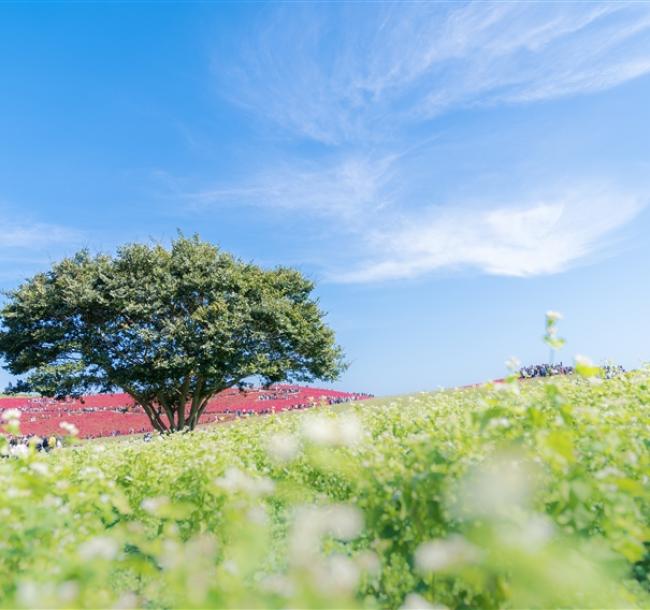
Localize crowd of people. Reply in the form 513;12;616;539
22;398;134;416
519;361;626;379
519;362;574;378
257;387;301;401
218;392;374;419
602;363;626;379
4;433;63;456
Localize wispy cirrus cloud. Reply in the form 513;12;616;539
186;154;397;222
0;209;84;282
201;1;650;283
221;1;650;144
0;220;81;249
333;190;645;282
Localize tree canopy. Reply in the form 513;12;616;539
0;235;346;432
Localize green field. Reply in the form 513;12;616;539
1;371;649;609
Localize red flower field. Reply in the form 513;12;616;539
0;386;372;439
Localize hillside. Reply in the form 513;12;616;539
0;371;648;608
0;385;371;438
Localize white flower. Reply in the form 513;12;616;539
318;554;360;595
112;592;138;609
356;550;381;577
401;593;447;610
78;536;119;560
520;515;554;549
458;453;535;518
505;356;521;371
414;535;479;573
57;581;79;604
325;504;364;540
59;421;79;436
30;462;50;476
259;574;295;597
141;496;169;514
17;581;41;607
247;506;269;525
301;414;364;447
488;417;511;428
545;310;563;321
214;467;275;497
575;354;593;366
1;408;21;421
302;415;338;445
266;433;299;462
338;415;363;446
290;503;363;561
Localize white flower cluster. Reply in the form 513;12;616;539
400;593;449;610
301;414;363;447
290;503;363;562
283;503;366;597
505;356;521;371
575;354;593;367
78;536;120;561
30;462;50;476
310;553;360;597
545;310;563;322
458;452;535;518
1;408;21;421
59;421;79;436
266;432;300;462
141;496;169;514
214;467;275;497
414;535;480;573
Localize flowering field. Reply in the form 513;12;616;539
0;385;369;438
0;370;648;609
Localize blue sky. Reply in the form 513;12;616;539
1;2;650;395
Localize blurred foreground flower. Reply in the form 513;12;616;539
1;408;21;421
505;356;521;372
400;593;448;610
214;467;275;497
301;413;363;447
59;421;79;436
544;310;565;351
415;535;480;573
78;536;120;561
266;432;300;462
290;503;363;561
575;354;601;377
455;452;537;519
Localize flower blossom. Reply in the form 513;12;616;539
1;408;21;421
59;421;79;436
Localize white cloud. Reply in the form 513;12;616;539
221;2;650;144
186;155;397;222
0;221;81;249
334;190;644;282
0;210;84;283
200;2;650;283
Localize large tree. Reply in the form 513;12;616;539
0;235;346;432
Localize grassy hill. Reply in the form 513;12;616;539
0;371;648;608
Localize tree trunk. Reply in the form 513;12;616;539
140;401;167;433
186;377;205;430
